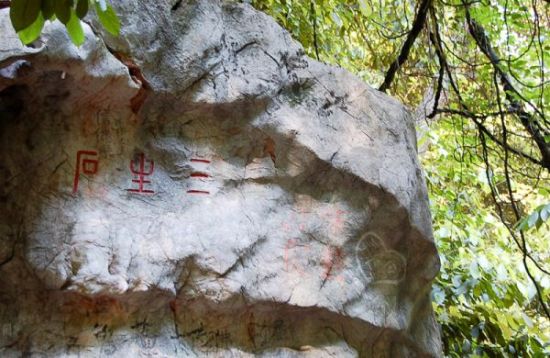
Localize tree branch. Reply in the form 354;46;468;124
378;0;432;92
309;1;320;61
427;6;446;119
436;108;543;166
428;6;548;171
431;3;550;317
479;130;550;321
463;4;550;170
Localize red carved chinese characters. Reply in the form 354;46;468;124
321;245;345;283
321;209;347;282
127;153;154;194
283;208;347;283
187;158;211;195
73;150;98;194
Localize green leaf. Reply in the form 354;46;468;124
358;0;371;17
539;204;550;221
521;312;533;328
10;0;42;32
76;0;89;19
527;211;539;228
94;2;120;36
515;216;528;231
55;0;73;24
469;261;481;279
41;0;56;20
17;12;44;45
65;10;85;46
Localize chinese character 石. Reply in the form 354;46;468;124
73;150;98;194
127;153;154;194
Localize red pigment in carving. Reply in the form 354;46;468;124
127;153;155;194
187;158;212;195
186;190;210;194
190;172;210;178
73;150;98;194
321;246;345;281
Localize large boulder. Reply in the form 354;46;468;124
0;1;441;356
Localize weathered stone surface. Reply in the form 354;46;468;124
0;1;442;356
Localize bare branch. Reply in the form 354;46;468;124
464;4;550;170
378;0;432;92
427;7;446;119
309;1;320;61
436;109;543;166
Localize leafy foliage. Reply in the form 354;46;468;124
425;118;549;356
8;0;120;46
249;0;550;356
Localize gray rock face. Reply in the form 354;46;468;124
0;1;441;356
